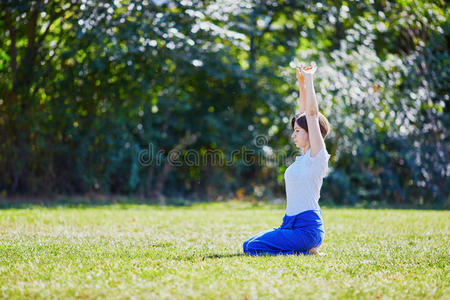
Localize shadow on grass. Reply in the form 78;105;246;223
173;252;247;261
202;253;246;259
182;252;312;260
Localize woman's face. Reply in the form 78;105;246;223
291;123;309;149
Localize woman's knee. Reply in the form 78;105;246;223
244;239;261;254
243;229;277;254
244;240;268;255
243;240;254;254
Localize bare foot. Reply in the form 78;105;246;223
308;245;322;255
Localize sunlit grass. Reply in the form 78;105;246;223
0;202;448;299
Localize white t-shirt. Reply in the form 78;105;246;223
284;147;331;216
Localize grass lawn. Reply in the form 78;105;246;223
0;202;448;299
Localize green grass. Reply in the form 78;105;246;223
0;202;448;299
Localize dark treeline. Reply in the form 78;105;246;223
0;0;448;206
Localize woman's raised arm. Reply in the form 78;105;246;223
301;64;326;157
296;66;306;114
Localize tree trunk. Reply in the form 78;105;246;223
149;132;197;201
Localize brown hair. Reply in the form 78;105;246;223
291;112;330;139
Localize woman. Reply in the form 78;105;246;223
243;63;331;255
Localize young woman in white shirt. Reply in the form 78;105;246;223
243;63;331;255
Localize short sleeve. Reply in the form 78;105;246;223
304;147;331;178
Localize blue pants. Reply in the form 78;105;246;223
243;210;324;256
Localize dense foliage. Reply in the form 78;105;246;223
0;0;448;206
